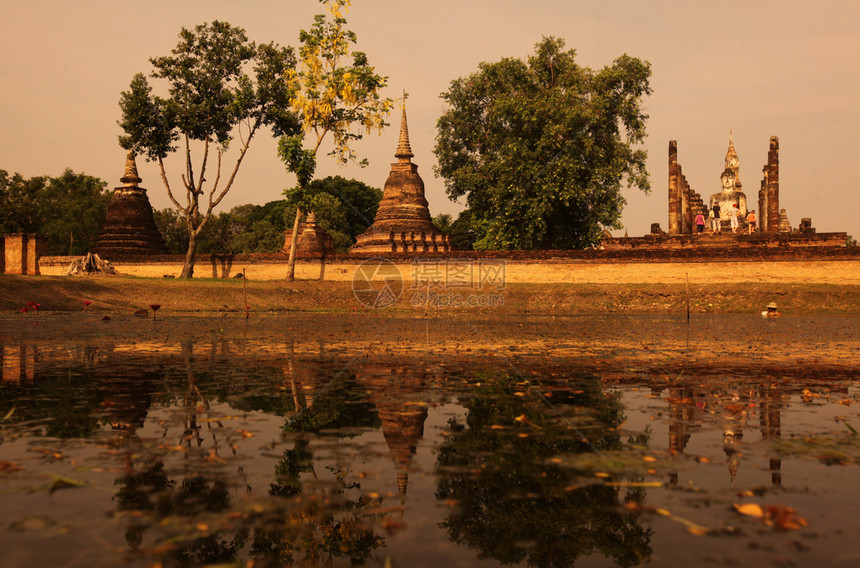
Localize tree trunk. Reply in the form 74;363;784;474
180;232;198;278
286;207;302;282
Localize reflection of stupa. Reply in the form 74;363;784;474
350;103;450;253
377;403;428;496
92;152;167;256
359;363;430;499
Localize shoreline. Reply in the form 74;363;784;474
2;272;859;315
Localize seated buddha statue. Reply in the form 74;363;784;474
709;168;747;222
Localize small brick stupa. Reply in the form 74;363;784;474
282;211;334;256
92;152;167;256
350;104;450;253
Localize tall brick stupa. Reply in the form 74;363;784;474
350;103;450;253
92;152;167;256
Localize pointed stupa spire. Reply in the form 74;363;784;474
120;150;142;189
724;130;741;189
725;130;739;166
394;94;413;161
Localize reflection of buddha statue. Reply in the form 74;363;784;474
709;168;747;220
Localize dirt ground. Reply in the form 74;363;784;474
3;257;859;315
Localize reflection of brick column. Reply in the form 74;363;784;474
2;343;36;384
759;386;783;487
668;141;680;234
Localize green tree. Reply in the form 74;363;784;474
0;170;46;234
432;212;454;234
153;208;189;254
448;208;479;251
118;21;300;278
38;169;112;255
434;37;652;250
0;169;110;255
280;0;393;280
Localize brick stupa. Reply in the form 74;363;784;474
350;104;450;253
92;152;167;256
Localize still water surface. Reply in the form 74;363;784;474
1;313;858;567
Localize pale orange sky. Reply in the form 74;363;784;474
2;0;858;238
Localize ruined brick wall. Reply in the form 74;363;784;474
668;141;704;235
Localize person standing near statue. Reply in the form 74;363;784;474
695;210;705;234
729;204;739;233
711;203;721;233
746;209;756;234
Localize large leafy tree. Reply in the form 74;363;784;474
434;37;652;250
38;169;112;255
118;21;300;278
0;168;111;255
0;170;46;235
280;0;393;281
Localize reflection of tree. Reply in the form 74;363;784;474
0;366;102;439
108;340;248;566
436;377;652;567
254;370;384;566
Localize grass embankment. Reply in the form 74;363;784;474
2;274;858;315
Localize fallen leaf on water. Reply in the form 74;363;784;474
48;475;86;494
765;505;808;531
0;461;23;473
734;503;764;518
734;503;808;530
204;450;227;463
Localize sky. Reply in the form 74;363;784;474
2;0;859;238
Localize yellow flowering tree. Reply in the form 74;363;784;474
281;0;393;280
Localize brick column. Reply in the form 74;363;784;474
765;136;780;233
4;234;27;274
668;141;680;234
26;234;46;275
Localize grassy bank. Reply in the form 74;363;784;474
2;274;858;315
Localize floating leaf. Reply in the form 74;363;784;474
734;503;764;518
48;475;86;494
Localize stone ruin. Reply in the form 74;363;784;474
91;151;167;256
63;252;116;275
350;103;451;253
2;234;47;275
282;211;334;257
667;133;785;235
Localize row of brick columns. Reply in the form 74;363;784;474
2;234;47;275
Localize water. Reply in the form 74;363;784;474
1;313;858;567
